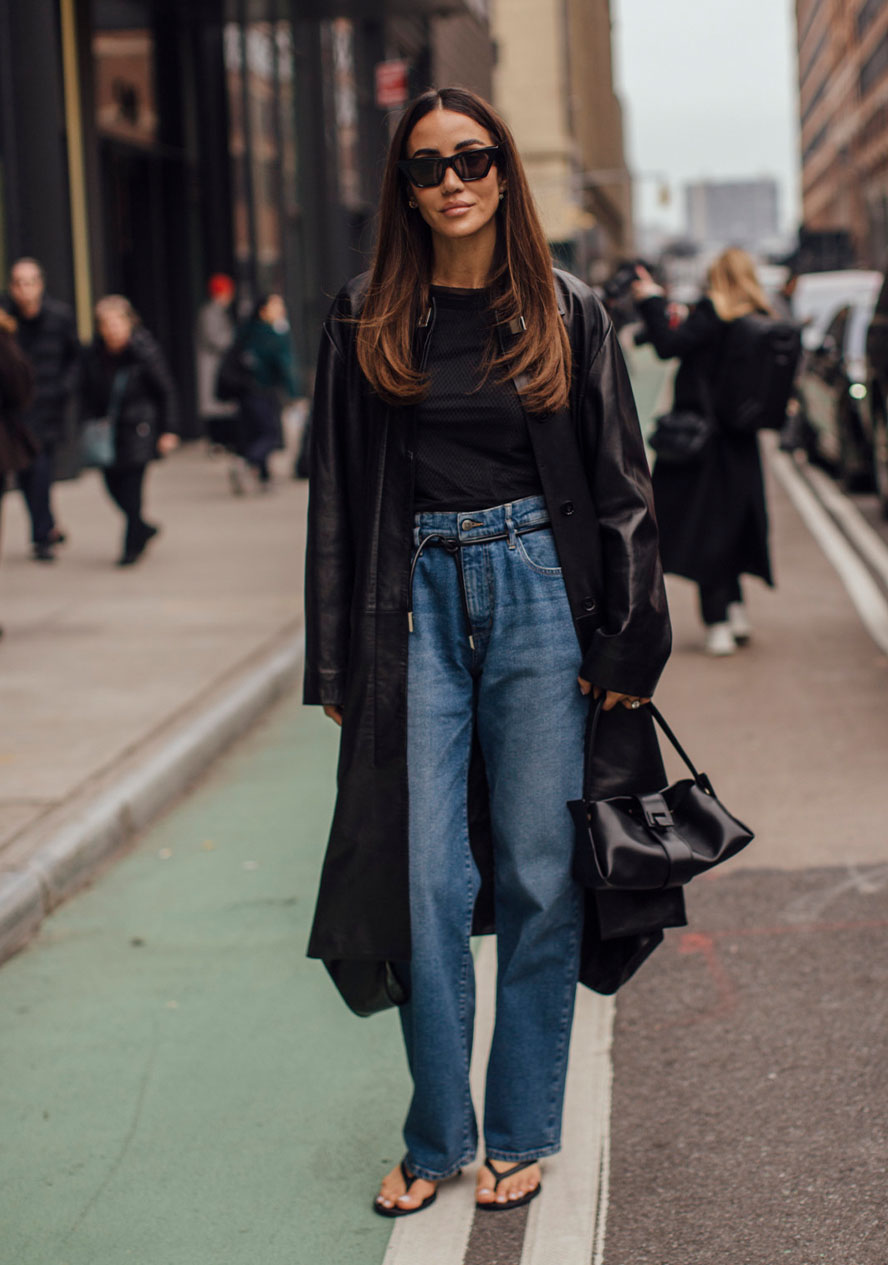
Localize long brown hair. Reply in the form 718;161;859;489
356;87;571;416
707;247;773;322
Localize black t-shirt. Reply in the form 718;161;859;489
413;286;543;511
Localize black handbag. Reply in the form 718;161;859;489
649;360;716;465
569;697;754;891
648;408;713;465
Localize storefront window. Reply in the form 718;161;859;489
224;19;252;291
93;24;158;147
245;19;282;294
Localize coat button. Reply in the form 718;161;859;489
582;596;596;612
560;500;575;516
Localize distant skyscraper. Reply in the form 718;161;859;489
685;179;781;251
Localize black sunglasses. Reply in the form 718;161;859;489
397;146;501;189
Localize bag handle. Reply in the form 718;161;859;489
587;694;705;786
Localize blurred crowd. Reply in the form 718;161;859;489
0;259;307;592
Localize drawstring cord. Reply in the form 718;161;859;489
408;522;552;648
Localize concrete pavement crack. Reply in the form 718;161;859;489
63;1023;160;1242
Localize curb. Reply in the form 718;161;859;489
0;634;304;966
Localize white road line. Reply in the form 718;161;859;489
802;460;888;592
382;938;497;1265
519;989;616;1265
383;944;617;1265
770;448;888;656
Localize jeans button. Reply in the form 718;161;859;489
560;501;575;516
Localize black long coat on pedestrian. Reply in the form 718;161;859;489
0;294;79;445
639;295;773;589
80;327;178;468
304;269;684;1017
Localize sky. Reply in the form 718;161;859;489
611;0;801;238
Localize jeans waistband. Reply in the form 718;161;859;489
413;494;550;547
409;495;551;648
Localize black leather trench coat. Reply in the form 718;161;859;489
304;268;684;1016
639;295;774;589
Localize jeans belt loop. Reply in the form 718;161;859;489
504;504;516;550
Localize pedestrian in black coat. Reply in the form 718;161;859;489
304;87;675;1218
1;257;79;561
80;296;179;566
633;248;774;656
0;309;37;637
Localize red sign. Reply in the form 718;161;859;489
375;59;409;109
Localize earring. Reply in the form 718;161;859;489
498;191;505;202
408;198;418;209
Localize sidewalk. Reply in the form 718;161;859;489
0;441;307;959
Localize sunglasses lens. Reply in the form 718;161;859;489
405;158;443;188
455;150;494;181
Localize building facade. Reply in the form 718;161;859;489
796;0;888;267
684;179;780;252
490;0;631;278
0;0;493;436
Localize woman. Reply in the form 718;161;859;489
304;88;673;1217
230;293;299;493
80;296;179;566
0;308;36;487
0;309;37;633
633;249;774;655
195;272;236;442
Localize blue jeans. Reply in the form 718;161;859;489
401;494;587;1181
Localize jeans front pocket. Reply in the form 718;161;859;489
515;527;563;576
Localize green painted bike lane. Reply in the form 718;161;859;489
0;694;405;1265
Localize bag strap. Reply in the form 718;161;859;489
587;695;704;785
107;368;130;423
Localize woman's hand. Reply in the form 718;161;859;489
157;432;179;456
578;677;650;712
630;265;664;303
323;705;343;727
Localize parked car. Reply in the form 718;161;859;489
864;271;888;517
791;270;882;350
794;272;882;489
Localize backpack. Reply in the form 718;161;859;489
715;314;802;434
215;339;253;402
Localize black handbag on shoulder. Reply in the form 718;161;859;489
649;361;716;466
569;697;754;891
648;408;713;465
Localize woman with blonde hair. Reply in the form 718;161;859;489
633;247;774;655
305;86;673;1218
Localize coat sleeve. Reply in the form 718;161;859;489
63;310;81;395
637;295;720;361
303;314;354;706
139;335;179;434
578;325;671;697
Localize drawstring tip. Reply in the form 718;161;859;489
408;612;414;633
468;634;475;650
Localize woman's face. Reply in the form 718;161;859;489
98;308;133;353
260;295;286;326
404;109;504;246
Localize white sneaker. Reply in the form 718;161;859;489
727;602;752;646
704;622;736;656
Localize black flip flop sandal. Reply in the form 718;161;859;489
475;1157;542;1212
373;1159;438;1218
